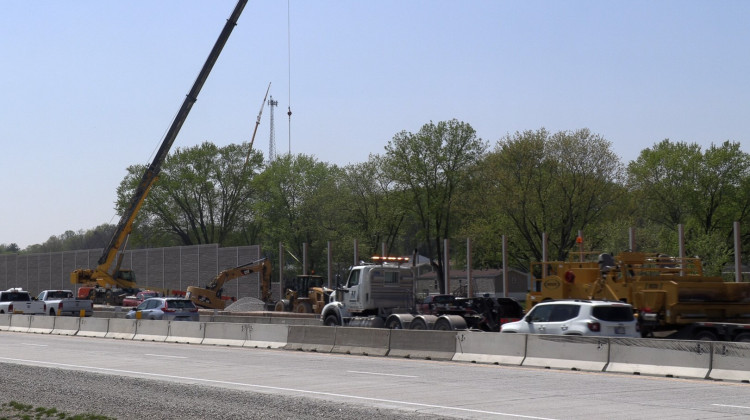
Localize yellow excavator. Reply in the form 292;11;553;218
186;258;271;310
275;274;332;314
69;0;248;305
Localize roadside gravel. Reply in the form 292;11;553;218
0;362;450;419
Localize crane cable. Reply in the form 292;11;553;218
287;0;292;154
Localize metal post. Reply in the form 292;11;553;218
444;239;450;295
629;227;636;252
353;239;358;266
503;235;509;298
678;224;685;276
303;242;308;275
466;238;473;298
382;242;386;258
578;230;584;263
542;233;548;278
735;221;742;283
279;242;284;286
327;241;333;289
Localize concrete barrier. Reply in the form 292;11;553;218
708;342;750;382
78;317;110;338
607;338;711;379
166;322;206;344
244;324;289;349
522;335;609;371
388;330;457;360
28;315;55;334
202;322;248;346
285;325;336;352
106;319;137;340
453;332;527;365
8;315;31;333
0;314;11;331
133;319;169;342
51;316;80;336
332;327;390;356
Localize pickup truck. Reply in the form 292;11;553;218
0;288;46;315
37;289;94;317
122;290;162;307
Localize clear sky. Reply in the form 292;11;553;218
1;0;748;249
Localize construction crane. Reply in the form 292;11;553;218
70;0;249;305
244;82;271;167
268;95;278;162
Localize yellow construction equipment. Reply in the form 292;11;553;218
186;258;272;310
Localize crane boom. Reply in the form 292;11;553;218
71;0;249;303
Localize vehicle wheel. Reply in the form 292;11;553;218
295;301;313;313
434;317;454;331
734;332;750;342
105;290;113;304
274;300;289;312
323;314;339;326
695;330;718;341
410;318;428;330
386;317;403;329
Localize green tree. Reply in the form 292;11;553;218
385;119;487;293
468;128;625;269
116;141;263;246
252;154;343;275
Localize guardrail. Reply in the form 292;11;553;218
2;314;749;383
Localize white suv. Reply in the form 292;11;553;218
501;300;639;338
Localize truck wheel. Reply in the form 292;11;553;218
295;301;313;313
410;318;429;330
323;314;339;326
434;318;453;331
695;330;718;341
274;300;289;312
734;333;750;342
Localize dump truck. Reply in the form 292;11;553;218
526;251;750;341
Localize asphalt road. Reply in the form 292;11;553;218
1;331;749;419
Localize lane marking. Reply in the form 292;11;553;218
347;370;417;378
0;356;556;419
21;344;48;347
144;354;188;359
713;404;750;409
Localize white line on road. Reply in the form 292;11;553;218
0;356;557;420
144;354;188;359
21;343;48;347
712;404;750;409
347;370;418;378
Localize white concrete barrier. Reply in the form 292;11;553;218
606;338;711;379
51;316;80;336
28;315;55;334
523;335;609;371
388;330;457;360
133;319;169;342
0;314;11;331
106;319;137;340
245;324;288;349
708;342;750;382
332;327;390;356
166;322;206;344
8;315;31;333
203;322;248;346
78;317;110;338
453;332;527;365
285;326;336;352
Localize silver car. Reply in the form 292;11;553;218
125;297;199;321
501;299;639;337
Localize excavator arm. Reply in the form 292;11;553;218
187;257;271;310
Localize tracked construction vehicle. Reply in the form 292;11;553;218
526;251;750;341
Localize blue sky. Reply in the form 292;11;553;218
1;0;748;249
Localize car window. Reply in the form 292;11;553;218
166;300;195;309
528;304;553;322
136;301;149;310
592;305;634;322
549;304;580;322
347;270;360;287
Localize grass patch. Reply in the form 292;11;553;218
0;401;115;420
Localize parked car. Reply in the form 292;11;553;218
501;299;639;338
122;290;162;307
125;298;199;321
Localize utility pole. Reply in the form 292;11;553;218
268;96;278;163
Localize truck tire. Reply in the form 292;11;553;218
295;301;313;313
434;315;468;331
694;330;718;341
410;317;429;330
323;314;340;326
734;332;750;342
274;300;290;312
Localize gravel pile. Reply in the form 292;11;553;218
0;363;450;419
224;297;266;312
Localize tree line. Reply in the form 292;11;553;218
8;121;750;290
